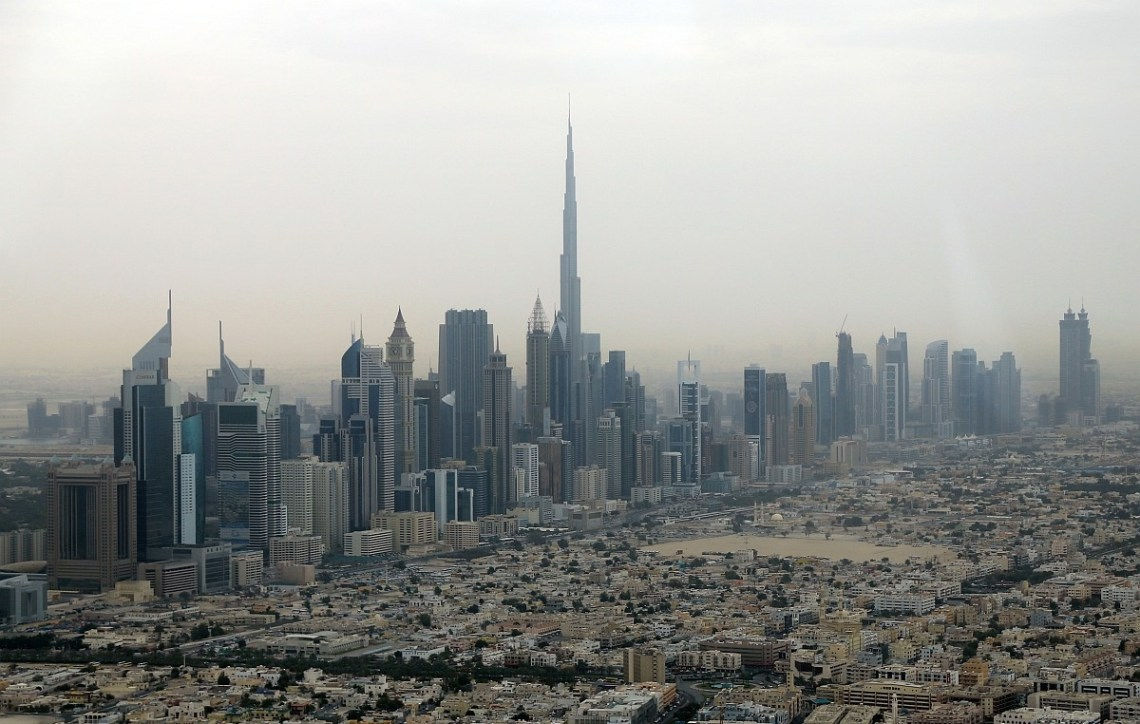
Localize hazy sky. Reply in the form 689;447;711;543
2;1;1138;393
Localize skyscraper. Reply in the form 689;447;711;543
764;373;790;466
790;390;816;466
206;322;265;404
811;362;834;446
216;384;284;549
603;351;626;408
510;442;540;503
835;332;856;437
877;331;909;439
921;340;952;438
678;359;702;483
560;109;582;385
1059;305;1100;423
340;338;396;526
548;312;573;432
951;348;979;436
386;309;417;478
114;293;181;562
743;366;765;477
482;343;512;513
438;309;493;463
413;379;441;471
525;296;551;436
595;409;622;499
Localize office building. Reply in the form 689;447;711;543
876;331;909;439
0;573;48;625
217;384;284;548
47;463;136;593
386;308;417;477
1059;305;1098;422
571;465;606;502
268;534;325;567
678;357;702;482
525;296;551;436
764;374;790;466
230;549;264;588
177;413;205;545
340;337;396;525
952;349;979;436
595;410;623;498
372;511;438;549
444;521;481;550
538;435;572;503
205;322;265;403
882;361;906;442
438;309;493;463
344;528;393;557
114;294;181;562
413;378;441;470
482;343;512;513
624;648;666;684
664;418;697;484
548;312;573;433
511;443;540;502
811;362;834;445
744;366;766;476
280;456;316;535
312;460;349;553
992;352;1022;433
790;390;816;466
835;333;856;437
172;543;232;594
922;340;952;438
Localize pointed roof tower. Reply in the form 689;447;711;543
528;294;548;334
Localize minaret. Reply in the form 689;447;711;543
559;102;582;385
386;308;416;476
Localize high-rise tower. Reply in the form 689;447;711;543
525;295;551;435
438;309;493;463
835;333;856;437
482;343;512;513
1059;305;1099;422
386;309;416;477
922;340;951;438
560;108;582;383
114;293;182;563
340;338;396;526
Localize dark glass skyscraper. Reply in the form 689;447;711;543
835;333;856;437
114;294;180;563
438;309;493;464
340;338;396;526
1059;305;1099;422
811;362;834;446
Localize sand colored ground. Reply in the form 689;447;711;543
641;533;954;563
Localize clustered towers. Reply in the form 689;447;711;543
46;110;1104;593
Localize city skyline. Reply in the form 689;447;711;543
3;3;1140;383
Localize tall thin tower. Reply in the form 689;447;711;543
560;104;582;383
386;309;416;477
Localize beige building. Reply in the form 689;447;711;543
268;534;325;566
373;511;437;549
344;528;394;557
445;521;481;550
623;648;666;684
572;465;607;502
47;463;137;593
231;550;264;588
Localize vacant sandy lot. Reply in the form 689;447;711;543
641;534;954;563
